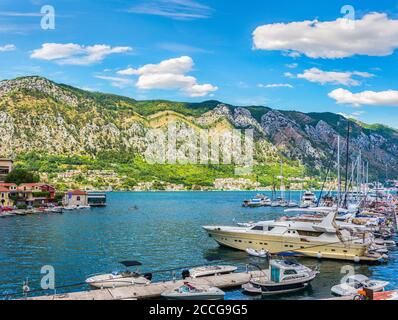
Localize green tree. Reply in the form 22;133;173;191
5;168;40;185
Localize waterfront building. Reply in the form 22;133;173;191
87;192;107;207
63;190;88;207
0;187;12;207
16;183;56;206
0;159;13;182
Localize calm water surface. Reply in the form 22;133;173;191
0;191;397;300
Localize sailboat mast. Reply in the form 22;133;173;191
280;160;285;200
337;135;341;207
343;121;351;208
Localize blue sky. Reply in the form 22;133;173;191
1;0;398;128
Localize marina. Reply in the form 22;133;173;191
0;191;397;300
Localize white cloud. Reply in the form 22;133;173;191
128;0;213;20
285;63;298;69
118;56;217;97
0;44;16;52
253;13;398;59
329;88;398;107
284;72;295;78
118;56;193;76
296;68;374;86
31;43;132;65
258;83;294;89
337;111;365;119
95;75;133;89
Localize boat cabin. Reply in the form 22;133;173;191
269;260;309;283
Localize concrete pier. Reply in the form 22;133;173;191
25;271;259;300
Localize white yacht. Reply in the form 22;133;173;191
331;274;389;296
242;260;319;295
242;195;271;207
161;283;225;300
203;211;386;262
301;191;317;207
85;261;151;288
189;265;237;278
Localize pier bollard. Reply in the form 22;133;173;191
22;278;30;299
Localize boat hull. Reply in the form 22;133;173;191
243;281;311;296
161;293;225;300
204;227;379;262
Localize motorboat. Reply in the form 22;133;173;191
161;283;225;300
85;261;151;288
287;201;299;208
246;248;269;258
301;191;317;207
0;212;15;218
242;260;319;295
203;210;386;262
76;205;91;209
63;205;77;211
331;274;389;296
189;265;237;278
271;198;288;208
375;239;396;248
242;195;271;207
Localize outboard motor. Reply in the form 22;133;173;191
144;273;153;281
182;270;190;280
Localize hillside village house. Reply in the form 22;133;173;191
0;159;13;181
0;187;12;207
0;183;17;207
16;183;56;206
63;190;88;207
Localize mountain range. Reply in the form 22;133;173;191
0;76;397;189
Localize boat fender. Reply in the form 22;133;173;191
316;252;322;259
144;273;153;281
182;270;190;280
354;256;360;263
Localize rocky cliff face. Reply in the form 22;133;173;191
1;76;397;177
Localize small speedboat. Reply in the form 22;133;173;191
161;283;225;300
63;205;77;211
85;261;151;288
242;260;319;296
331;274;389;296
76;205;91;210
242;196;271;208
288;201;298;208
189;265;237;278
246;248;269;258
0;212;15;218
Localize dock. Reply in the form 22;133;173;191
24;271;260;300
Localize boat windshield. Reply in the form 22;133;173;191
179;284;200;293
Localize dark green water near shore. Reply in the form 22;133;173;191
0;191;397;299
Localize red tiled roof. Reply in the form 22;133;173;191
19;183;44;187
68;190;87;196
0;187;10;192
0;183;17;187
